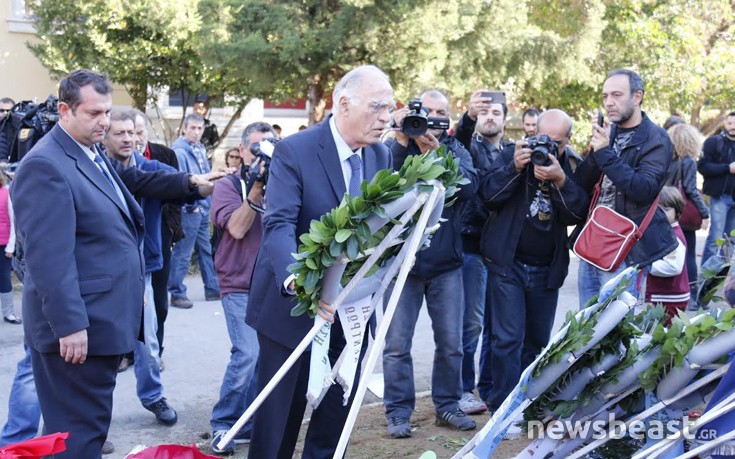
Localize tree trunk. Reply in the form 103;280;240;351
216;101;248;150
307;77;326;126
126;80;148;111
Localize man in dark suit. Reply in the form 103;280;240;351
11;69;221;458
245;64;394;459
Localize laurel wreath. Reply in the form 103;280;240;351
287;145;469;318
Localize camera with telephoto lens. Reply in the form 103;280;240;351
397;99;451;137
528;134;559;167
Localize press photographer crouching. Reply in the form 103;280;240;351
478;109;589;413
382;89;479;438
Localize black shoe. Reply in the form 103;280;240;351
211;430;235;455
144;397;178;426
435;408;476;431
170;296;193;309
3;314;21;324
101;440;115;455
205;292;221;301
117;357;131;373
387;417;412;438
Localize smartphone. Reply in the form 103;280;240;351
597;110;604;127
479;91;506;105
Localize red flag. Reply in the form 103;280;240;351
127;444;219;459
0;432;68;459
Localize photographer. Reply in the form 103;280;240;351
382;89;479;438
208;122;273;455
479;109;588;412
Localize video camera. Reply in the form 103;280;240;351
1;95;60;162
527;134;559;167
398;99;450;137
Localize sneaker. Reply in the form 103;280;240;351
459;392;488;415
387;417;412;438
211;430;235;455
435;408;476;431
170;296;193;309
101;440;115;455
144;397;178;426
205;292;221;301
3;314;21;324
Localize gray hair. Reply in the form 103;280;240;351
128;108;153;133
182;113;204;128
332;65;390;105
419;89;450;107
537;109;574;139
241;122;276;145
606;68;645;104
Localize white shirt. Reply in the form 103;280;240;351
329;116;363;191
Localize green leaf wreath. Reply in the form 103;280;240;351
287;145;469;318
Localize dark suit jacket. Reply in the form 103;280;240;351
148;142;183;242
246;117;392;349
12;124;193;356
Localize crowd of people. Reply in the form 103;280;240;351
0;63;733;459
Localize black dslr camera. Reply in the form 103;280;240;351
527;134;559;167
398;99;450;137
246;137;278;187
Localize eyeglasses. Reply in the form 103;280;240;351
0;109;9;114
367;101;396;114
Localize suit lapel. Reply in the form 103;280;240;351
51;127;136;227
316;121;347;202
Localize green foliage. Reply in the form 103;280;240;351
288;145;467;318
638;308;735;391
27;0;205;109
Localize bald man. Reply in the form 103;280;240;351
477;109;590;411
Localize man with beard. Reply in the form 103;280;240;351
454;90;514;413
522;108;539;138
574;69;676;307
698;111;735;265
383;89;478;438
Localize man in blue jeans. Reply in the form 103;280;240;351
453;89;515;413
208;122;274;454
103;110;178;426
169;114;220;309
479;110;588;411
699;111;735;265
382;89;478;438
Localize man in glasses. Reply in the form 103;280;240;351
0;98;13;120
245;64;394;459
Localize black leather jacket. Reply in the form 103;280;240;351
573;113;677;267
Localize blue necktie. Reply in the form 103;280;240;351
348;154;362;197
93;154;130;215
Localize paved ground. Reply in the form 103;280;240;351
0;233;707;457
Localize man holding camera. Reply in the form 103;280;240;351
479;109;588;412
574;69;676;307
454;90;514;413
382;89;478;438
208;122;274;455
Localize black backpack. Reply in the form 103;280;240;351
210;175;244;258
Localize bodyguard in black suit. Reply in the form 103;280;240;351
245;65;395;459
12;70;221;458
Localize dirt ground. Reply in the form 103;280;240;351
191;395;530;459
